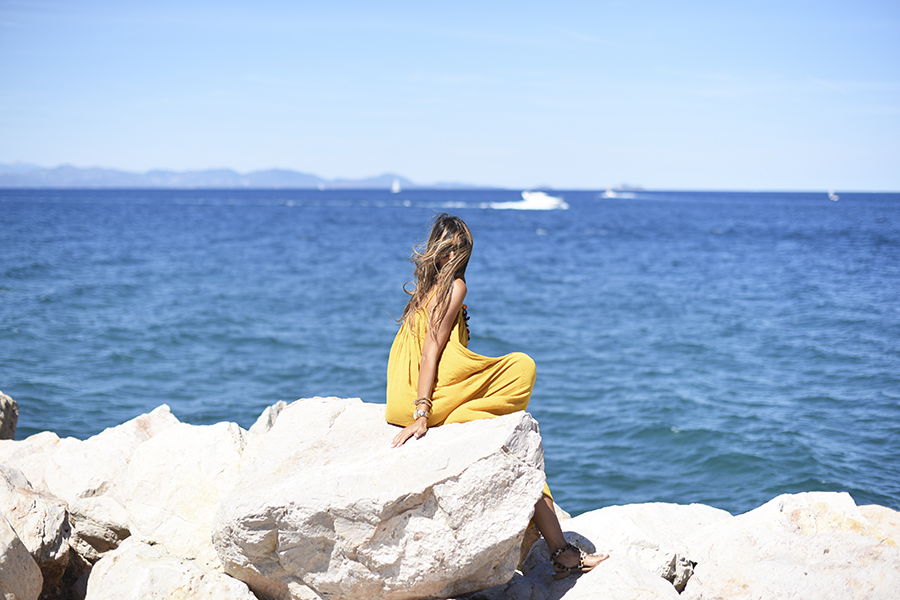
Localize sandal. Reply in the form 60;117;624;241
549;542;603;580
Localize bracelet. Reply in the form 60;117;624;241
414;397;432;420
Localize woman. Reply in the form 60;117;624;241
386;213;608;579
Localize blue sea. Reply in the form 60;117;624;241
1;188;898;516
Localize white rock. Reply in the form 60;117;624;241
683;492;900;600
690;491;867;545
0;512;43;600
564;555;681;600
43;404;181;503
521;502;730;593
123;420;247;568
0;430;61;493
0;390;17;440
214;397;547;600
476;554;680;600
0;464;70;590
859;504;900;546
0;405;181;563
549;556;680;600
240;401;293;476
84;538;258;600
248;400;289;437
67;495;130;561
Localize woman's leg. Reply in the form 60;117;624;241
441;352;535;424
532;494;568;551
442;394;527;423
532;494;609;573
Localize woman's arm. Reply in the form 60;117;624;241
417;278;467;404
391;278;467;448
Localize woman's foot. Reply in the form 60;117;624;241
550;542;609;579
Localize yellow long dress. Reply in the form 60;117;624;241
386;301;552;498
386;303;535;426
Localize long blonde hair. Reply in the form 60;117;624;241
399;213;473;329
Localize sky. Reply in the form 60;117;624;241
1;0;898;190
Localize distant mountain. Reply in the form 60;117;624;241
0;164;492;190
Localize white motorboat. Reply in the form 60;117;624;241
490;191;569;210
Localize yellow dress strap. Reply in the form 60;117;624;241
411;287;438;318
425;288;437;310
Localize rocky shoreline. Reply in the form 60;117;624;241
1;391;897;600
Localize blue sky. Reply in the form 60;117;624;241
1;0;898;190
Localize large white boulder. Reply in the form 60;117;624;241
213;397;547;600
122;420;247;568
683;492;900;600
84;538;258;600
0;512;43;600
0;464;70;590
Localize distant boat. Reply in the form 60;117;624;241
601;188;637;199
600;184;643;199
490;191;569;210
391;178;401;193
828;189;839;201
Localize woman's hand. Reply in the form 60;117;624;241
391;417;428;448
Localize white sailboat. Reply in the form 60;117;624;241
828;189;839;201
391;178;401;193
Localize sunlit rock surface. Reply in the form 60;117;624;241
84;538;258;600
0;512;43;600
0;463;70;591
123;420;247;569
214;398;547;600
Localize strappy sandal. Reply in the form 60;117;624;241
549;542;598;580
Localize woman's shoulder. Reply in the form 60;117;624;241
452;277;467;296
447;279;468;317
